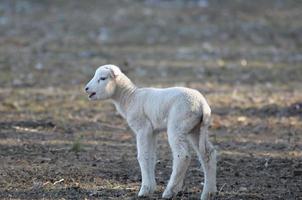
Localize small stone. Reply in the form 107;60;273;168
239;187;248;192
35;62;43;70
240;59;247;66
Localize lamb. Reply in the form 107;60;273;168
85;64;217;200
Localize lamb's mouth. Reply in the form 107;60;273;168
89;92;96;98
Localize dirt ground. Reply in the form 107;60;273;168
0;0;302;199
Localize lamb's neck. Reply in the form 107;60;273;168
111;76;137;118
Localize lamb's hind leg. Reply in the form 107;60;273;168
188;128;217;200
162;129;191;198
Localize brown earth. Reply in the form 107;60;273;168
0;0;302;199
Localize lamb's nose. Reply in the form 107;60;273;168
85;87;89;91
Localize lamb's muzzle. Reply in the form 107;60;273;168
85;64;217;200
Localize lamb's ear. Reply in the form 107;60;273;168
108;66;121;79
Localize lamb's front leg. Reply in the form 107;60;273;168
136;128;157;197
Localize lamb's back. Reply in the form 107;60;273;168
135;87;208;129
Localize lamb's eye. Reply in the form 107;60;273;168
98;77;107;82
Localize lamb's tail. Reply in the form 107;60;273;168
199;103;212;151
201;103;211;129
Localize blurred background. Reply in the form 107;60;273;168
0;0;301;199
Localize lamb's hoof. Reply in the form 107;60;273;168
201;191;217;200
162;189;174;199
138;185;155;197
162;183;184;199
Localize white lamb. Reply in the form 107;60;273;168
85;64;217;200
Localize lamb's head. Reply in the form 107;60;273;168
85;65;121;100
